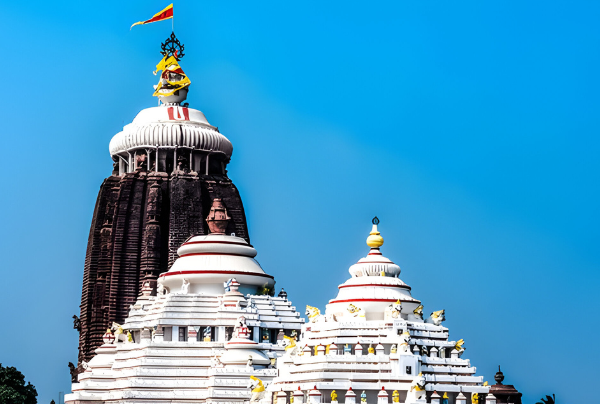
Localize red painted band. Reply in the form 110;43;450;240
179;252;249;258
355;261;396;265
328;298;419;304
182;240;251;247
338;284;411;290
159;270;274;279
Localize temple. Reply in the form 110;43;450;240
69;33;523;404
77;34;250;364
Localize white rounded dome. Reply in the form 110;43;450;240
109;106;233;158
158;234;274;295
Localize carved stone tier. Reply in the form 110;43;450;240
78;170;249;363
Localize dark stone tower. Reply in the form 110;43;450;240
78;103;249;363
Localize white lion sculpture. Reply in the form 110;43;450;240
248;375;266;403
306;305;327;323
425;309;445;326
405;373;426;403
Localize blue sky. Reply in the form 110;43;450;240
0;1;598;403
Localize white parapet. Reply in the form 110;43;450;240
430;391;440;404
486;394;496;404
456;392;467;404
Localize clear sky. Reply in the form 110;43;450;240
0;1;598;403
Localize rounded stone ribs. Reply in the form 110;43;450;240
77;171;249;363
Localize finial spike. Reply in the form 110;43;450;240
366;216;384;248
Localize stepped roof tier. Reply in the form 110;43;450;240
268;219;494;404
327;218;420;321
66;202;303;404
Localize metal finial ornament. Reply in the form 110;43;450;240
494;365;504;385
372;216;380;225
160;32;185;60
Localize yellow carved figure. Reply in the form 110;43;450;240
331;390;338;402
472;393;479;404
413;304;424;318
326;344;331;354
306;305;323;323
483;381;489;386
314;345;318;356
283;335;296;351
412;373;425;391
368;344;375;354
392;391;400;403
443;393;449;399
455;339;465;351
249;375;264;393
126;331;133;342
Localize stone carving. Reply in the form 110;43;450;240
385;300;402;321
453;339;466;357
81;360;89;370
156;282;165;296
72;315;81;333
413;304;424;320
425;309;445;326
361;391;367;403
347;304;366;320
181;278;190;294
390;344;397;354
283;335;298;356
306;305;326;323
472;392;479;404
406;373;426;403
331;390;338;403
135;153;147;171
248;375;266;403
206;198;231;234
224;278;234;292
392;391;400;403
111;322;127;343
399;331;411;354
68;362;78;383
234;316;250;339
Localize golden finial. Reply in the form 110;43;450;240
366;217;384;248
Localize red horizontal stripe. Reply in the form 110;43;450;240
328;298;419;304
179;252;248;258
182;240;251;247
355;261;396;265
338;284;411;290
159;270;274;279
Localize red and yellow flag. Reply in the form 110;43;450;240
131;4;173;29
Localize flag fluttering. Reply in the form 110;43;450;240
131;4;173;29
153;55;191;98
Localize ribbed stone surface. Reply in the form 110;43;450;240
78;171;249;362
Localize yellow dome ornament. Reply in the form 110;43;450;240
366;217;384;248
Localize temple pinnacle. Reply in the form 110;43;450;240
366;216;384;248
